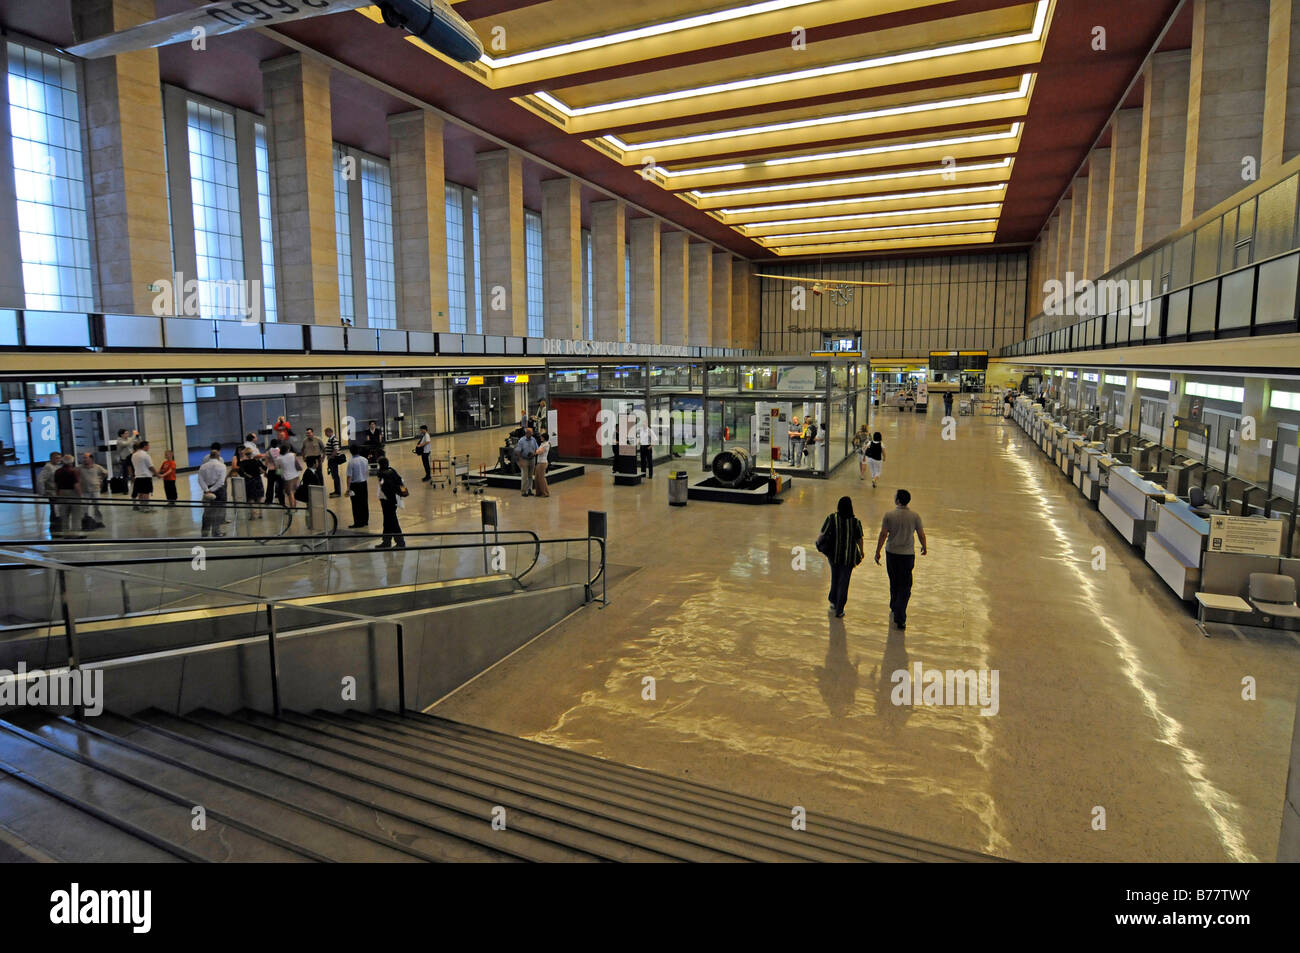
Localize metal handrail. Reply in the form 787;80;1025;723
0;547;408;717
0;491;308;538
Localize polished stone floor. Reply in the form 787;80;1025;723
428;410;1300;863
5;413;1299;861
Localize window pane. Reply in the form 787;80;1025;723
7;42;93;311
524;209;543;338
1256;252;1298;325
186;99;245;320
334;145;354;325
444;182;467;333
254;122;276;322
360;156;396;330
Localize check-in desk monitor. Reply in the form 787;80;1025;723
1144;498;1208;600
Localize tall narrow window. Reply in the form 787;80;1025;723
471;192;483;334
444;182;467;333
360;157;395;329
332;145;354;325
624;244;631;341
524;209;543;338
7;43;93;310
253;122;276;322
186;100;244;319
582;228;593;339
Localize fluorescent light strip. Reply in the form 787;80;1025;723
719;183;1006;215
598;75;1032;151
1271;390;1300;411
739;202;1001;230
693;157;1012;199
1105;374;1126;385
1137;377;1171;392
768;232;996;252
533;1;1047;116
481;0;824;68
757;217;998;240
656;124;1019;178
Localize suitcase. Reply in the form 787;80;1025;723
109;476;128;494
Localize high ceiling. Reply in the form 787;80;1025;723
1;0;1186;261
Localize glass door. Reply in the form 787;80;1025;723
71;409;106;467
241;397;286;447
384;390;414;440
478;386;501;428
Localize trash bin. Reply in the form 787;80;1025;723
668;470;689;507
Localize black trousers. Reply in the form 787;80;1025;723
421;452;431;479
327;457;341;495
380;499;404;547
639;445;653;477
828;561;854;613
885;552;916;626
266;471;284;506
349;481;369;526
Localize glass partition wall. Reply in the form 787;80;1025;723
546;357;864;477
0;368;540;490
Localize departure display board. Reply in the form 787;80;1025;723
929;350;988;372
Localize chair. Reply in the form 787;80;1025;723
1206;484;1221;508
1247;573;1300;624
1188;485;1205;508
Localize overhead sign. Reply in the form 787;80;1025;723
504;374;530;384
1207;515;1285;556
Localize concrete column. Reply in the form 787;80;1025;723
730;258;753;349
1069;183;1087;281
476;149;527;336
1136;51;1191;251
1263;0;1300;173
541;178;582;339
591;199;627;342
711;252;732;347
1056;199;1073;290
688;243;712;348
387;110;448;332
628;217;660;344
76;0;172;315
1083;155;1110;280
1046;211;1063;292
261;53;338;324
660;231;689;347
1107;109;1142;270
1235;377;1283;483
1182;0;1269;224
1121;371;1140;431
0;44;26;307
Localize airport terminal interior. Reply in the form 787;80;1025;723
0;0;1298;865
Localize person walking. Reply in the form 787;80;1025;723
300;428;324;471
374;456;407;549
874;488;928;630
862;431;885;488
159;449;178;504
345;444;370;528
637;420;654;478
53;455;84;538
818;495;864;618
131;440;159;510
77;452;107;530
415;424;432;482
237;447;266;519
36;451;62;534
534;432;551;497
942;390;954;418
278;442;302;509
515;426;538;497
323;427;343;497
197;450;229;538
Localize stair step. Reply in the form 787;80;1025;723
0;717;307;862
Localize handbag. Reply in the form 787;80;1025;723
294;483;309;503
815;518;834;556
397;484;410;498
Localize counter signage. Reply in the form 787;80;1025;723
1207;515;1285;556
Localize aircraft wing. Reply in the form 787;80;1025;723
755;274;891;287
66;0;371;59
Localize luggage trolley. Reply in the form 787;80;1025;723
958;398;973;416
436;452;486;494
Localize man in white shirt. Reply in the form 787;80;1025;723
278;445;302;509
196;450;229;537
345;444;370;528
130;441;159;511
637;423;654;478
78;453;108;529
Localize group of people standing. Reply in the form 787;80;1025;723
786;416;820;467
819;489;927;628
511;423;552;498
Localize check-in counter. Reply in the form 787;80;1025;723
1060;433;1085;480
1143;498;1208;600
1080;448;1107;501
1099;465;1167;550
1071;439;1099;490
1048;422;1066;460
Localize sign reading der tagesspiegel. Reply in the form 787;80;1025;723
1207;515;1285;556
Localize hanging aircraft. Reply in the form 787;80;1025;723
66;0;484;64
755;272;891;307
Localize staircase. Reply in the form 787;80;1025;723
0;708;1001;862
